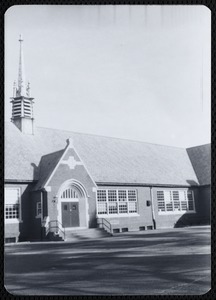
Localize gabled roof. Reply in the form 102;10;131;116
34;149;65;190
5;122;200;186
187;144;211;185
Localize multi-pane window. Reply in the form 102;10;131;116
157;190;195;213
108;190;118;214
5;188;20;220
36;201;42;217
61;188;78;199
97;189;138;215
97;190;107;214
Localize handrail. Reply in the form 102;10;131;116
101;218;113;235
46;220;65;240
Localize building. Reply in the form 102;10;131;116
4;36;211;243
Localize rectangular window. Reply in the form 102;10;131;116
157;189;195;214
97;189;138;215
5;188;20;221
36;201;42;217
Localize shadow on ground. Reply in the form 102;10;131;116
4;226;211;296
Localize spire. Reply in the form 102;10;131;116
10;35;35;135
17;34;26;97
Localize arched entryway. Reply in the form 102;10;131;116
57;180;89;228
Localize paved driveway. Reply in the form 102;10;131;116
4;226;211;295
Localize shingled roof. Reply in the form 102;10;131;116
5;122;201;186
187;144;211;185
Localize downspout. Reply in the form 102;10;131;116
150;187;156;229
40;191;43;240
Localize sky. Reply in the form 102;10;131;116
5;5;211;148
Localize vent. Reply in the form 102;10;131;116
139;226;145;231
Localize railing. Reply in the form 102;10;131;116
101;218;113;235
46;220;66;240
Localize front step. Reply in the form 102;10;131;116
47;232;64;242
65;228;111;241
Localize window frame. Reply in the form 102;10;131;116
156;189;196;215
97;189;139;217
36;201;42;219
5;187;22;224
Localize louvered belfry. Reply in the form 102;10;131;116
10;34;35;135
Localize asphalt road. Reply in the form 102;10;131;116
4;226;211;296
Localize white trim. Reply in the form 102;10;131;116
156;189;196;214
96;188;138;216
44;140;97;189
4;187;22;223
60;198;79;203
72;144;97;188
96;213;140;218
57;179;89;228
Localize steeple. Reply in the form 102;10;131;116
17;34;26;97
11;35;35;135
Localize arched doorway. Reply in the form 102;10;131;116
61;187;80;227
57;180;88;228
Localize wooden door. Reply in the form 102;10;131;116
61;202;80;227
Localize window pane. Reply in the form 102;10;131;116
5;188;19;204
128;190;137;201
98;203;107;214
108;202;118;214
187;191;194;211
128;202;137;213
118;190;127;201
157;191;165;212
187;190;193;201
97;190;107;202
181;201;188;211
61;188;78;199
172;191;180;211
119;202;128;213
108;190;117;202
5;204;19;219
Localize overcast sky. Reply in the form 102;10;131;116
5;5;211;148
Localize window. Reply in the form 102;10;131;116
36;201;42;217
61;188;78;199
97;190;107;215
108;190;118;214
5;188;20;222
157;190;195;214
97;189;138;215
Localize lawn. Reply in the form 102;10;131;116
4;226;211;295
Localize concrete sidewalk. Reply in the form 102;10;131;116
4;226;211;295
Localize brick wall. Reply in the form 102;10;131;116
45;147;97;228
152;187;205;229
97;185;154;232
4;182;33;242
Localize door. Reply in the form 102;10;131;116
61;202;80;228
